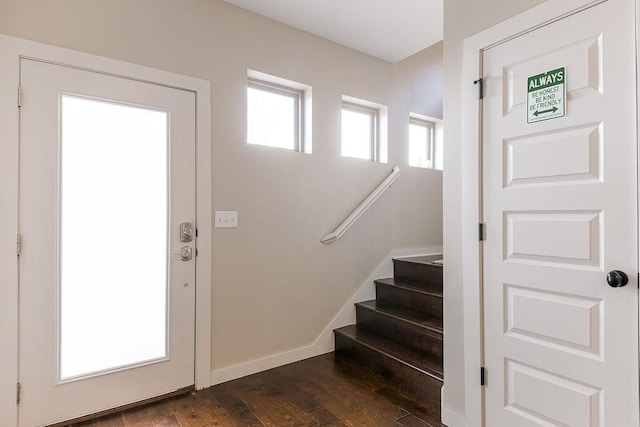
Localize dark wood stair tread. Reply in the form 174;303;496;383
356;300;443;335
375;277;443;297
334;254;444;403
334;325;443;380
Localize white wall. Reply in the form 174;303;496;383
442;0;547;422
0;0;443;377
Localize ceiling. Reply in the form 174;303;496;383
223;0;443;63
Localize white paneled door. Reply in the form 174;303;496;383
482;0;638;425
19;59;196;426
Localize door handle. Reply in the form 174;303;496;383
606;270;628;288
172;246;193;261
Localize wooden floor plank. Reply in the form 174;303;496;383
278;356;348;396
304;407;346;426
169;389;238;427
231;388;317;426
249;369;322;414
62;352;442;427
396;413;431;426
220;374;314;426
374;387;444;426
210;383;265;427
147;401;183;427
314;383;409;427
93;412;126;427
122;399;180;427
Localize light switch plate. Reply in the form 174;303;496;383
215;211;238;228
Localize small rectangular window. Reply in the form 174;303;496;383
341;101;377;161
409;117;435;169
341;97;387;163
247;78;305;152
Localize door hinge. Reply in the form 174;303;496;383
480;367;486;386
17;234;21;256
478;223;485;241
17;86;22;108
16;382;21;404
473;78;484;99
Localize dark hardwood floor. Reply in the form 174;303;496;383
70;353;444;427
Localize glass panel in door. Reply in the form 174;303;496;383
59;95;169;380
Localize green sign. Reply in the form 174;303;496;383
527;67;566;124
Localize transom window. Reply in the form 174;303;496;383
247;75;309;152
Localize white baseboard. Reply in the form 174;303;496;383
441;386;467;427
209;245;443;386
441;406;466;427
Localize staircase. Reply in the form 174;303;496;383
333;255;443;403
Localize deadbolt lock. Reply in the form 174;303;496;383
180;222;194;242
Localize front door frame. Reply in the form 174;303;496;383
0;34;212;426
460;0;632;425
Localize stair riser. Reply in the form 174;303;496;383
335;332;442;404
375;283;443;318
356;306;443;359
393;259;443;292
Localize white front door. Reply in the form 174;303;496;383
482;0;638;425
18;59;196;426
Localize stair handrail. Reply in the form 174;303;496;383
321;165;400;245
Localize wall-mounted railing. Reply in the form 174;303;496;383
321;165;400;245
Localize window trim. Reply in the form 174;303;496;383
341;100;380;162
247;78;305;152
409;116;435;168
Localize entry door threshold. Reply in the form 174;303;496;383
46;385;195;427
